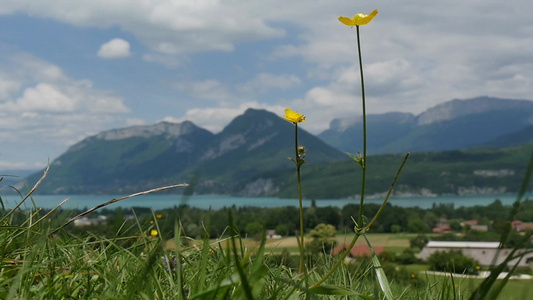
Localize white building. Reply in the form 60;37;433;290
418;241;533;268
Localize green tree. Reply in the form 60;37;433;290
449;219;462;231
409;234;429;249
427;250;479;275
306;223;337;254
245;222;264;238
391;224;402;233
274;224;289;237
396;248;420;265
407;218;430;233
424;212;439;229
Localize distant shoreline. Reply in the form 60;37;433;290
1;193;528;211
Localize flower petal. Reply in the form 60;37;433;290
284;108;305;123
338;16;355;26
353;9;378;26
339;9;378;26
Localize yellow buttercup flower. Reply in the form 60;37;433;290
338;9;378;26
150;229;158;237
284;108;305;124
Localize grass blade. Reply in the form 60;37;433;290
309;285;374;299
364;235;393;300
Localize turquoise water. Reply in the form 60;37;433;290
1;193;527;211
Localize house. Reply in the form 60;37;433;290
331;244;385;257
433;218;452;233
432;226;452;233
462;220;479;227
73;215;108;227
511;220;533;232
461;220;488;231
266;229;281;239
418;241;533;268
469;224;489;231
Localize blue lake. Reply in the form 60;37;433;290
1;193;529;211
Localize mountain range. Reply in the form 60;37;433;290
23;96;533;197
319;96;533;154
26;109;344;195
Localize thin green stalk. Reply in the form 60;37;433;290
312;24;368;290
51;183;187;234
310;233;362;289
312;23;411;290
295;123;305;275
364;152;410;231
311;153;410;288
356;25;367;227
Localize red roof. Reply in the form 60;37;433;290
432;226;452;233
463;220;479;226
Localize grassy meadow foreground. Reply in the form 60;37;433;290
1;193;532;299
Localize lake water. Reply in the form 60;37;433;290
1;193;529;211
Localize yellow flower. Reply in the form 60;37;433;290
338;9;378;26
284;108;305;124
150;229;158;237
156;214;163;219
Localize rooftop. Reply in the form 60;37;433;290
426;241;500;248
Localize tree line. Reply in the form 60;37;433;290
55;198;533;241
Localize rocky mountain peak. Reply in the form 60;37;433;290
65;121;205;153
94;121;199;141
416;96;533;125
328;112;414;132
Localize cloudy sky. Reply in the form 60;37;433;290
1;0;532;171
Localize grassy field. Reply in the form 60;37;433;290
423;274;533;300
256;232;411;254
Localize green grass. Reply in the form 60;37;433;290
423;275;533;300
1;196;532;299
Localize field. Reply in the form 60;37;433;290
262;233;411;253
423;275;533;300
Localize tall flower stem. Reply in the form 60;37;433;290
311;24;369;289
295;123;306;276
283;108;306;276
356;25;367;227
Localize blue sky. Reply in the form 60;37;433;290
0;0;532;171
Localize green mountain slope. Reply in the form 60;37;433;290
276;144;533;199
481;124;533;148
27;121;214;193
26;109;345;195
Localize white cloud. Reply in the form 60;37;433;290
1;82;129;114
0;78;20;101
2;1;286;56
10;83;77;112
163;102;285;133
97;38;131;59
126;118;147;126
175;79;230;101
0;52;131;157
239;73;301;94
142;53;185;67
177;73;302;102
0;160;46;170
